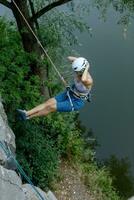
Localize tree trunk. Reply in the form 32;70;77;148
12;0;50;98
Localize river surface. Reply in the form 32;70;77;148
1;1;134;196
74;2;134;196
77;4;134;170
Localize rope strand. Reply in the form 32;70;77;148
12;0;67;87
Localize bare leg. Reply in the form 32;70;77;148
26;98;57;119
26;103;46;116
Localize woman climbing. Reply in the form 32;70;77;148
17;56;93;120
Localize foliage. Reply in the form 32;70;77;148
69;126;122;200
0;19;41;113
14;121;60;188
79;162;121;200
92;0;134;26
0;18;59;188
104;155;134;199
0;18;86;188
0;17;121;199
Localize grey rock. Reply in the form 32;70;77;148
128;197;134;200
0;101;16;166
0;101;16;149
5;156;18;170
47;191;58;200
22;184;48;200
0;165;25;200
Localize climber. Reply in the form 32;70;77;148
17;56;93;120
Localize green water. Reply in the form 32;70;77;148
78;3;134;166
76;1;134;196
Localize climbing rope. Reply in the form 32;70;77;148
12;0;67;87
0;141;46;200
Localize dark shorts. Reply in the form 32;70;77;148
55;91;85;112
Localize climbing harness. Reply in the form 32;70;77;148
65;85;92;111
66;86;75;111
68;85;92;102
0;141;46;200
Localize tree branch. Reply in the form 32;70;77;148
28;0;39;29
31;0;72;22
0;0;12;9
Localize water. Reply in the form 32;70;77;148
76;3;134;196
1;1;134;197
78;4;134;165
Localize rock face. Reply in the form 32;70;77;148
0;101;16;167
0;98;57;200
0;166;25;200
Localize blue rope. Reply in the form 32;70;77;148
0;141;46;200
0;141;10;157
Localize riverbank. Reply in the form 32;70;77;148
52;158;121;200
53;160;92;200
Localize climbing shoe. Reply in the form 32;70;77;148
17;109;29;121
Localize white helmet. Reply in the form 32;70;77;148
72;57;89;72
